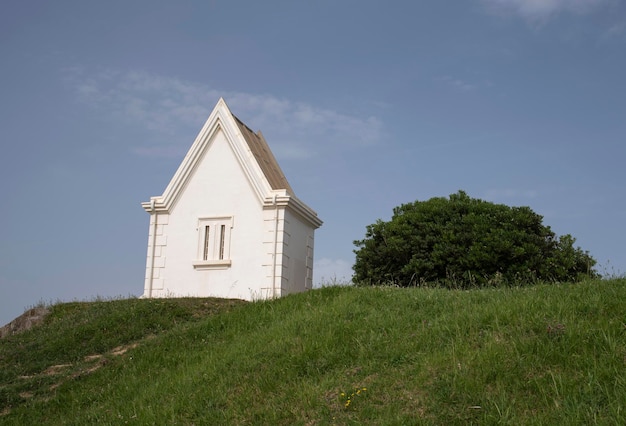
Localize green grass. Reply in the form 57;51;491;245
1;279;625;424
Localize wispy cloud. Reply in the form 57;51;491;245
437;75;477;92
65;68;383;159
481;0;610;22
602;21;626;39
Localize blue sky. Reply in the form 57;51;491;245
1;0;625;325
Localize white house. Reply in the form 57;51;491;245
141;98;322;300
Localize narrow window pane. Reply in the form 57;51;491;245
219;224;226;260
203;226;210;260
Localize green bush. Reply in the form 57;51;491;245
353;191;597;287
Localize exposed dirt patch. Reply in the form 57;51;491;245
0;306;50;338
21;341;142;397
84;354;103;362
111;343;139;356
43;364;72;376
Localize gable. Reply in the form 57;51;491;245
142;98;322;229
176;126;259;209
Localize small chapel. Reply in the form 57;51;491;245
141;98;322;300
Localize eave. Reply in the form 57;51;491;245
263;191;323;229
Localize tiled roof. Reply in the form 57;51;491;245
232;114;294;195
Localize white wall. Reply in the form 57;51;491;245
145;128;270;300
278;208;316;296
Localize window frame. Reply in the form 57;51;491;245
192;216;233;269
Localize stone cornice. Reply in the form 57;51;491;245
262;191;323;229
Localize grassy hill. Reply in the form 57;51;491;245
1;279;625;425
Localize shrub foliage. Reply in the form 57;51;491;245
353;191;597;287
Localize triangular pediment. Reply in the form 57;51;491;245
142;98;321;228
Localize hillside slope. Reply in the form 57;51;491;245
1;280;625;424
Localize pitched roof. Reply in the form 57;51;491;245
232;114;294;196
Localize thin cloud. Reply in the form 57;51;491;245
68;68;217;134
228;93;383;158
437;75;477;92
603;21;626;39
481;0;610;22
65;68;383;159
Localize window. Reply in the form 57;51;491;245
218;224;226;260
193;217;233;269
203;225;211;260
